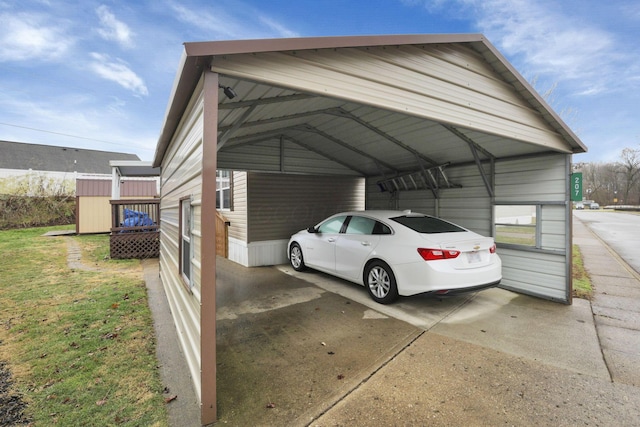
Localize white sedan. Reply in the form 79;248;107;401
287;210;502;304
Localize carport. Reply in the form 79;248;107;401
152;34;586;425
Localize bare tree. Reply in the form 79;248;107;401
617;147;640;205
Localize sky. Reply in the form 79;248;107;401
1;0;639;163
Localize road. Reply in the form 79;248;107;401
574;209;640;275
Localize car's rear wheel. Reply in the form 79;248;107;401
289;243;306;271
365;261;398;304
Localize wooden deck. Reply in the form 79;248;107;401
109;199;160;259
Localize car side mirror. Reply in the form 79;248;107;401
307;226;318;233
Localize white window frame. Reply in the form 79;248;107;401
180;196;193;289
216;170;232;210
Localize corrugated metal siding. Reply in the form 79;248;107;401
211;44;569;152
158;77;205;400
121;180;158;197
246;173;365;242
365;154;571;303
76;179;110;197
217;139;360;176
437;164;492;236
77;178;158;197
366;163;492;236
495;154;570;302
499;248;567;301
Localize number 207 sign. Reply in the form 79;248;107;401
571;173;582;201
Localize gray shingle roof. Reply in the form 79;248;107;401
0;140;140;174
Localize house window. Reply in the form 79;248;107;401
216;170;232;210
180;197;193;288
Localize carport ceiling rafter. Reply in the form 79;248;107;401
222;123;398;176
217;84;496;193
218;103;441;169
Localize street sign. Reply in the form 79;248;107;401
571;172;582;201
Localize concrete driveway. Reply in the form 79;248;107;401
154;213;640;426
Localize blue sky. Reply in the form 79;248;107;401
1;0;638;163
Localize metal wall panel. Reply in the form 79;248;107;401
365;154;571;303
499;249;567;301
495;154;570;302
76;179;110;196
158;77;205;400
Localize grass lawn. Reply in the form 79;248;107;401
0;226;167;426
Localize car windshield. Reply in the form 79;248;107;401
391;215;466;234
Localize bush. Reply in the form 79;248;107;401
0;174;76;230
0;195;76;229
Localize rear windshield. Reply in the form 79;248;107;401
391;215;466;234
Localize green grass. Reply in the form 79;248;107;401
572;244;593;300
495;225;536;246
0;226;167;426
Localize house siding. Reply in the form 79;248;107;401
225;173;365;266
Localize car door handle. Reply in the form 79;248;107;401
361;241;371;246
327;238;336;242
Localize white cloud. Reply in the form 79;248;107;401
89;52;149;96
0;12;73;61
472;0;615;81
166;0;298;39
259;16;300;38
96;5;134;48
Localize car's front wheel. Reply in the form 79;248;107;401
289;243;306;271
365;261;398;304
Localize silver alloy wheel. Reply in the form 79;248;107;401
290;243;305;271
368;265;390;298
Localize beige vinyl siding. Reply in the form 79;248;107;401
211;44;569;152
158;76;205;399
223;171;247;243
246;173;365;243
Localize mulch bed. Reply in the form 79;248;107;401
0;361;30;426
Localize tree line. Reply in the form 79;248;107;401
575;147;640;206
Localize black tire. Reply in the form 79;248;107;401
289;242;306;272
365;261;399;304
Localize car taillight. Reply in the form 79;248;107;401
489;244;496;254
417;248;460;261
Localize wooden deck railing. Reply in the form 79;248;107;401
109;199;160;259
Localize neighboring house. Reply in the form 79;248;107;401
0;140;140;195
152;34;587;424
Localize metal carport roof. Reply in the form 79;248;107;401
153;34;586;180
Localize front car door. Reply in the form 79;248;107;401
303;215;347;273
335;215;384;281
